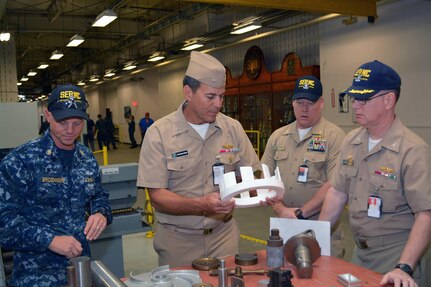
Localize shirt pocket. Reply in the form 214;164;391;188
369;174;402;212
305;152;326;181
167;156;196;180
219;153;240;173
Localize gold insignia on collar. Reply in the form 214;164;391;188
46;149;52;155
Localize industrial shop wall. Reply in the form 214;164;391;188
0;102;38;149
320;0;431;144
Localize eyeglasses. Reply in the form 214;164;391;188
48;98;89;111
349;92;389;106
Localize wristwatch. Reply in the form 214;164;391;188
395;263;413;277
294;208;306;220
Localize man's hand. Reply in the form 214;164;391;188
272;203;297;218
380;268;417;287
259;194;283;207
84;212;107;240
48;236;83;259
202;192;235;214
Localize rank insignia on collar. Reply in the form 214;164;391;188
46;149;52;155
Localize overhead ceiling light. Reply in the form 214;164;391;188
37;62;49;69
181;41;204;51
20;76;29;82
0;32;11;42
27;70;37;76
104;69;116;77
123;61;137;71
147;52;165;62
67;34;85;47
89;75;99;82
50;50;64;60
92;9;118;27
230;20;262;35
77;81;86;86
17;82;22;86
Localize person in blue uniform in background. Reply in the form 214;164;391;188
0;84;112;287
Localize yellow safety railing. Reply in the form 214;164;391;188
144;188;155;238
92;146;109;166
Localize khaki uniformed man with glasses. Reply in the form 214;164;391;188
319;61;431;287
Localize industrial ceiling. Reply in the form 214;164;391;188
0;0;376;100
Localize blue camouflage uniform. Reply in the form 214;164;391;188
0;131;112;287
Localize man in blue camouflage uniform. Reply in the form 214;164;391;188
0;84;112;286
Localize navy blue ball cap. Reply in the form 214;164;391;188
344;60;401;100
292;75;323;102
48;84;88;121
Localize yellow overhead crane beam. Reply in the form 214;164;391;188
185;0;377;17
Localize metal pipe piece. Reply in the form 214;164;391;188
91;260;127;287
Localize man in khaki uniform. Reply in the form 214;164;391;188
261;75;345;257
319;61;431;287
137;51;260;267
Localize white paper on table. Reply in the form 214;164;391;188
270;217;331;256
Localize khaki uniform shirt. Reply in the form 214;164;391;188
137;101;260;229
331;117;431;238
261;117;345;218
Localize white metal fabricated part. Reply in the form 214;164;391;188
219;164;285;208
124;265;202;287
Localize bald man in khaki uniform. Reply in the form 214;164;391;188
137;51;260;267
319;61;431;287
261;76;345;257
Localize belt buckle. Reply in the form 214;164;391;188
355;238;368;249
203;228;213;235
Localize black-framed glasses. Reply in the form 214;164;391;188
349;92;389;106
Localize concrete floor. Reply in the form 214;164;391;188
94;143;355;276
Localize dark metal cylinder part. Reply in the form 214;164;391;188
91;260;127;287
294;245;313;278
70;256;92;287
66;265;76;287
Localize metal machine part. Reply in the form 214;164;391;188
91;163;151;278
124;265;202;287
192;257;220;271
70;256;92;287
91;260;127;287
230;267;245;287
337;273;362;287
218;259;228;287
283;229;321;278
267;269;294;287
209;268;267;276
235;253;258;266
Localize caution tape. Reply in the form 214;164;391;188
240;234;267;245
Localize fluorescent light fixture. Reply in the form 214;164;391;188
50;50;64;60
92;9;118;27
20;77;29;82
67;34;85;47
89;75;99;82
0;32;10;41
27;70;37;76
104;69;116;77
147;52;165;62
37;63;49;69
77;81;86;86
123;61;137;71
17;82;22;86
230;20;262;35
181;42;204;51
